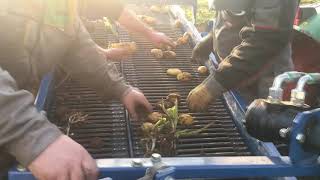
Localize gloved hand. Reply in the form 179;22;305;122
191;32;213;65
187;75;225;112
121;88;153;120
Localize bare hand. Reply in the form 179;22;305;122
148;31;176;48
105;48;132;60
121;88;153;120
28;135;98;180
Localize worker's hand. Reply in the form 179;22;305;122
191;32;213;65
105;48;132;60
187;76;225;112
28;135;98;180
148;31;176;48
121;88;153;120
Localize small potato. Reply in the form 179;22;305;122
198;66;208;75
166;93;181;104
179;114;194;126
167;68;182;76
151;49;163;59
109;42;137;53
138;15;157;25
156;100;175;110
176;32;191;46
177;72;192;81
163;51;176;59
150;5;161;13
141;122;154;134
147;112;163;124
174;20;182;28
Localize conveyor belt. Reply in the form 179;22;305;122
118;24;251;157
48;7;251;159
48;23;129;159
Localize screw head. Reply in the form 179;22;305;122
296;133;306;143
151;153;162;163
131;159;143;167
279;128;289;138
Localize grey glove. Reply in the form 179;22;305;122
191;32;213;65
187;75;225;112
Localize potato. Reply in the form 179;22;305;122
179;114;194;126
156;100;175;110
163;51;176;59
177;72;192;81
109;42;137;53
151;49;163;59
141;122;154;134
176;32;191;46
166;93;181;104
150;5;161;13
138;15;157;25
174;20;182;28
167;68;182;76
147;112;163;124
198;66;208;75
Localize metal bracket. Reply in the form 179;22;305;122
289;108;320;164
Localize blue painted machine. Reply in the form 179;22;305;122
8;4;320;180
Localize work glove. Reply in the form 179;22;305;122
187;75;225;112
191;32;213;65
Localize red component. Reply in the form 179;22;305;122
282;30;320;105
294;7;302;26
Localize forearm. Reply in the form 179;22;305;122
118;9;154;38
214;27;290;90
61;19;131;100
0;68;62;166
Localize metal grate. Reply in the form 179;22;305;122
118;22;251;157
47;23;129;159
48;8;251;160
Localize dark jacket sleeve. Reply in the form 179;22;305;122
80;0;125;20
213;0;298;90
60;18;131;101
0;68;62;167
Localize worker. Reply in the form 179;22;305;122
80;0;175;59
0;0;175;179
187;0;299;112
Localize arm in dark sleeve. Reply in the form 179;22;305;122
0;68;62;167
60;18;131;101
213;0;298;90
82;0;125;20
213;27;290;90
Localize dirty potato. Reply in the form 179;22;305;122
174;20;182;28
156;100;175;110
163;51;176;59
198;66;208;75
150;5;161;13
147;112;163;124
167;68;182;76
109;42;137;53
151;48;163;59
141;122;154;134
177;72;192;81
176;32;191;46
166;93;181;104
179;114;194;126
138;15;157;25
